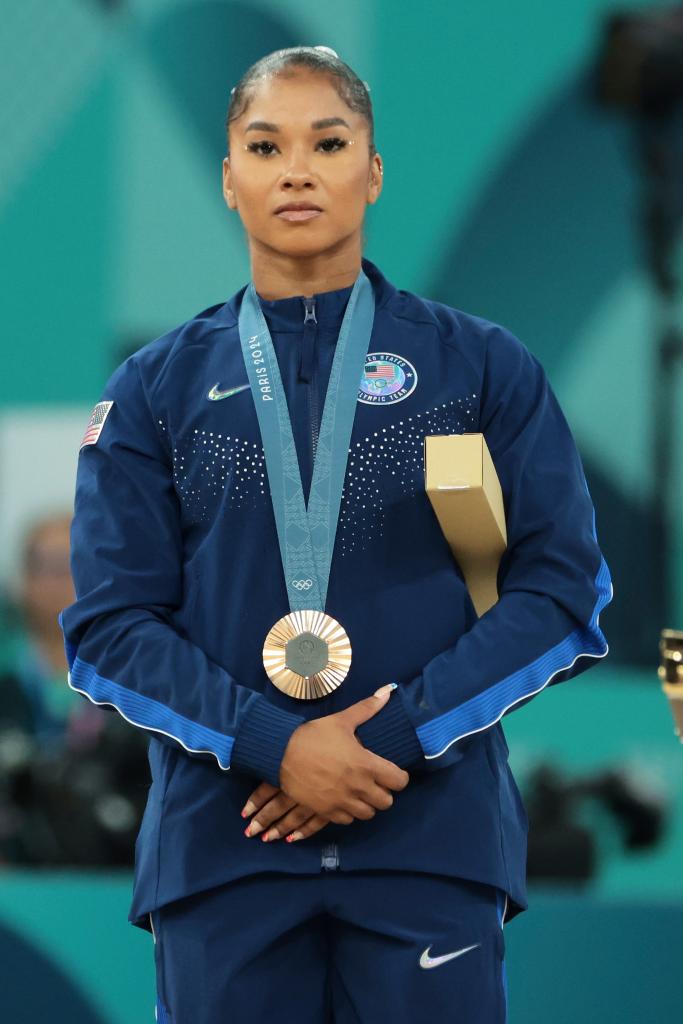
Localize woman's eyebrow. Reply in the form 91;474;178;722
244;116;351;133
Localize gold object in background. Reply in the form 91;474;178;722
263;609;352;700
424;433;507;617
659;628;683;743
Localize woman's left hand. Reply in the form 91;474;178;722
240;781;331;842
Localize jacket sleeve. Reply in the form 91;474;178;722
356;323;613;772
58;356;305;788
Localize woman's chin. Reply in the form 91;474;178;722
267;236;347;260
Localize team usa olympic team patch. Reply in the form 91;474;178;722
358;352;417;405
80;400;114;450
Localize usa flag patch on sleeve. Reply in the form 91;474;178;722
80;400;114;450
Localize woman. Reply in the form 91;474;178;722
59;45;612;1023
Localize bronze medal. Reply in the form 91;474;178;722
263;609;352;700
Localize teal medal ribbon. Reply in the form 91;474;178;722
237;268;375;699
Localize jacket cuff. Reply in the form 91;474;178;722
230;697;306;787
355;690;425;770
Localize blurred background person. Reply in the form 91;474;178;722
0;512;99;751
0;510;150;867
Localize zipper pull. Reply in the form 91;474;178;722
321;842;339;870
303;296;317;323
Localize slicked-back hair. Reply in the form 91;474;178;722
225;47;375;159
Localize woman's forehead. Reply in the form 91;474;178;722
236;70;356;125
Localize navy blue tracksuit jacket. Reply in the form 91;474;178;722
58;257;613;932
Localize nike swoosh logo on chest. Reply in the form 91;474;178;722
207;383;251;401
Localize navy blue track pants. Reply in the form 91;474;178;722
149;870;509;1023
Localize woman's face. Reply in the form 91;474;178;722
20;517;75;634
222;68;382;261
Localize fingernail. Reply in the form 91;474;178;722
241;801;256;817
286;831;303;842
245;820;264;837
262;829;277;842
374;682;398;697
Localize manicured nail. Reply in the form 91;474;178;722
245;820;264;837
262;829;277;842
241;801;256;817
286;831;303;842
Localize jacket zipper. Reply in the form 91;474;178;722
321;842;339;870
302;297;319;483
302;297;338;873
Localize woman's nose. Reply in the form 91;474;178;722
281;150;317;183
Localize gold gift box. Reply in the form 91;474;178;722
424;433;507;617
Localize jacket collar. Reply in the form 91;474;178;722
254;279;355;332
218;257;398;332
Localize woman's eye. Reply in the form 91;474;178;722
246;137;348;157
318;137;347;152
247;140;278;157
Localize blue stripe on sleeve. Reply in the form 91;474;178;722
68;655;234;770
417;555;612;758
416;468;613;761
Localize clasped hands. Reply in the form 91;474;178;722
240;684;410;843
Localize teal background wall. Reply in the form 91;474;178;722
1;1;682;1021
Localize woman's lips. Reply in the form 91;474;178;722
276;209;322;222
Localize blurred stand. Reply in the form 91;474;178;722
0;512;149;867
524;762;667;882
594;5;683;627
659;627;683;740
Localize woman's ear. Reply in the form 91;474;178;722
367;155;383;205
222;157;237;210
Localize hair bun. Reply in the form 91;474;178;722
313;45;338;57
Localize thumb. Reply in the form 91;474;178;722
373;682;398;699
